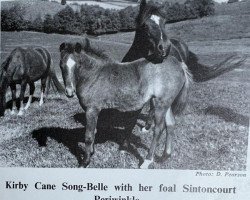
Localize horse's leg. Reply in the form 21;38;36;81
25;82;35;110
142;99;155;133
18;81;27;116
121;117;137;150
162;107;175;160
10;84;16;115
39;77;47;106
140;105;167;169
81;107;100;168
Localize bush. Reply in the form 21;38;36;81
1;0;215;35
1;3;26;31
30;15;44;32
228;0;239;3
119;6;138;31
184;0;215;18
44;14;56;33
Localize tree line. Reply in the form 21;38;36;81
1;0;215;35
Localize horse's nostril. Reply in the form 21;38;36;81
158;44;163;51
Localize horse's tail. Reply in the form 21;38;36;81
0;57;10;116
172;62;193;115
187;51;246;82
47;58;64;95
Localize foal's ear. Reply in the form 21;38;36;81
139;0;147;11
59;42;66;52
75;42;82;54
140;0;150;5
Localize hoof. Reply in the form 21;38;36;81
120;150;126;154
141;127;149;134
17;111;24;116
140;159;153;169
163;152;171;160
79;162;89;168
156;153;171;163
24;105;30;110
10;110;15;115
41;147;46;152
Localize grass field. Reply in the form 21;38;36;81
69;0;138;10
0;11;249;169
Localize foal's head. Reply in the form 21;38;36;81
59;38;100;98
136;0;170;63
59;42;79;98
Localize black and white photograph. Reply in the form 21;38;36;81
0;0;249;172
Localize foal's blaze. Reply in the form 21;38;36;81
63;56;76;98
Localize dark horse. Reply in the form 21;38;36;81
123;0;245;81
0;47;64;116
59;38;192;168
122;0;246;131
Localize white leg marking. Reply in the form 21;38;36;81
166;147;171;156
18;101;24;116
166;133;172;156
39;92;44;106
120;150;126;168
140;159;154;169
11;100;16;115
10;110;15;115
25;95;32;110
165;108;175;126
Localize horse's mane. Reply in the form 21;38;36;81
1;54;12;73
84;39;112;62
0;55;11;87
136;0;164;27
1;47;23;72
61;38;112;62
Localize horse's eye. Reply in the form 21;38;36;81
144;24;149;30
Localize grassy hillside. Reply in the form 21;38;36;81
2;0;250;21
215;0;250;15
0;31;249;169
1;0;65;20
166;14;250;42
100;12;250;46
0;0;249;169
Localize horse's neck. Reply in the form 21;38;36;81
122;31;148;62
76;53;102;80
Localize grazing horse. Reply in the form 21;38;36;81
59;38;192;168
0;46;64;116
122;0;246;131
